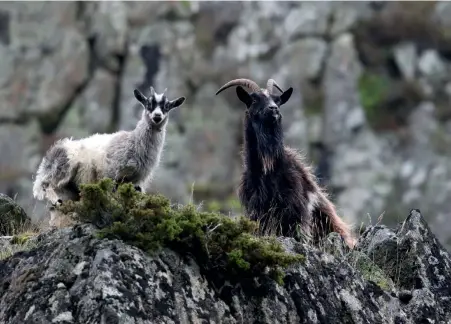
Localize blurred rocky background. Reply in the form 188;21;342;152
1;1;451;248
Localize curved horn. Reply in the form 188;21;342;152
266;79;283;94
215;78;261;95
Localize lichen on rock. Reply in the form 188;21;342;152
1;191;451;323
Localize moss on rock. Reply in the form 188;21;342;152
60;178;304;284
357;71;424;131
358;71;390;117
349;251;394;291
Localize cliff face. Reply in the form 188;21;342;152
0;209;450;324
2;2;451;248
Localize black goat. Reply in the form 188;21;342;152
215;78;356;248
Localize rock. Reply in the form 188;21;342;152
275;38;328;81
329;2;371;36
81;1;128;72
170;82;241;190
432;2;451;28
417;50;447;81
56;68;117;139
323;33;363;146
345;107;366;131
408;101;438;147
0;210;450;323
0;2;90;120
394;42;417;80
284;2;332;38
358;209;451;322
218;1;290;63
4;1;451;254
0;193;30;235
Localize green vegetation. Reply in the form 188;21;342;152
59;178;304;284
10;232;34;245
204;196;242;214
349;251;394;291
322;233;393;291
357;71;390;119
0;233;38;261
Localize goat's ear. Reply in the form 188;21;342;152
167;96;186;111
236;86;252;108
134;89;147;105
279;87;293;106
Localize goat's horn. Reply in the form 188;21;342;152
266;79;283;94
215;78;261;95
150;86;155;96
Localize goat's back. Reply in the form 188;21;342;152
62;133;118;184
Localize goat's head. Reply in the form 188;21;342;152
134;86;186;125
215;78;293;125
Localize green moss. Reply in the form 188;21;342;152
349;251;394;291
358;71;390;118
60;178;304;284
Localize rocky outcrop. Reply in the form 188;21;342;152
0;193;30;235
2;2;451;249
0;209;449;324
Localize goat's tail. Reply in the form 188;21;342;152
314;193;357;249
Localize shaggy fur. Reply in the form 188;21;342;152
33;86;185;224
215;78;356;248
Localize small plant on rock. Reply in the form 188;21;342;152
59;178;304;284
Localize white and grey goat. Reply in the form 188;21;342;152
32;86;185;224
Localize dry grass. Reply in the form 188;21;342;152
0;203;48;261
0;221;42;261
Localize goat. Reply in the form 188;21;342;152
215;78;356;248
32;86;185;225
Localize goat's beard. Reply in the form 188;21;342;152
253;122;284;175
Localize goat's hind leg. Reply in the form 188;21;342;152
312;199;356;248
